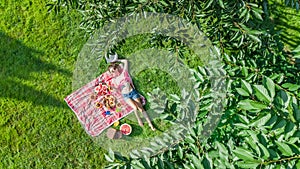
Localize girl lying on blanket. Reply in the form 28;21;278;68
108;59;156;131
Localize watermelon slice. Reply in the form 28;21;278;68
120;123;132;135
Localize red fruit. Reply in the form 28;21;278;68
120;123;132;135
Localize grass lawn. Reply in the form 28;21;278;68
0;0;108;168
1;0;300;168
0;1;184;168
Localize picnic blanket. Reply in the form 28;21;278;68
65;71;146;137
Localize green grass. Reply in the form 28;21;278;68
0;1;184;168
0;0;108;168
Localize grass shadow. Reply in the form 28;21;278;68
0;32;71;108
128;123;144;136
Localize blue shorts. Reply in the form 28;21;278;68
122;89;140;100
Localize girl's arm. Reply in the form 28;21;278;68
118;59;129;72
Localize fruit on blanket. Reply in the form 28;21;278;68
113;121;120;127
115;107;121;113
95;102;103;108
90;94;97;100
103;95;116;109
94;86;101;93
95;83;110;95
109;101;115;107
120;123;132;135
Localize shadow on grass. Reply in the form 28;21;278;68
269;1;300;50
0;32;71;108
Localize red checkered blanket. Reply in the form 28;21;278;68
65;71;145;137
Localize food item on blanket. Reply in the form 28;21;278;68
90;94;97;100
103;99;110;109
115;107;121;113
113;120;120;127
94;86;101;93
106;95;115;102
109;101;115;107
103;95;116;109
95;102;103;108
95;83;111;95
107;85;112;91
120;123;132;135
116;103;121;108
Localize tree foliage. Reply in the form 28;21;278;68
48;0;300;168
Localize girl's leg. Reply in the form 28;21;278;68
124;98;143;126
133;98;156;131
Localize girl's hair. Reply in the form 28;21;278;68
107;62;120;73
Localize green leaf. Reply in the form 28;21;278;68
234;123;250;129
250;113;272;127
245;137;260;157
293;54;300;59
108;148;115;160
215;141;228;155
257;143;270;159
240;8;248;19
159;0;168;6
208;150;219;158
130;150;141;159
169;94;180;103
241;80;252;94
236;161;260;168
155;107;165;114
232;147;255;161
277;90;290;109
296;159;300;169
218;0;225;8
253;85;272;103
197;66;207;76
238;99;268;111
282;83;300;91
204;0;214;9
202;156;211;169
292;45;300;53
185;136;195;143
292;102;300;122
251;10;263;21
158;156;164;169
248;34;261;43
265;114;278;127
292;44;300;59
275;141;294;156
246;9;250;22
238;99;256;110
263;77;275;99
178;146;183;159
236;88;250;97
246;130;259;143
272;118;287;130
131;160;146;169
193;71;204;82
242;66;249;77
105;153;114;162
190;154;202;169
284;122;296;139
